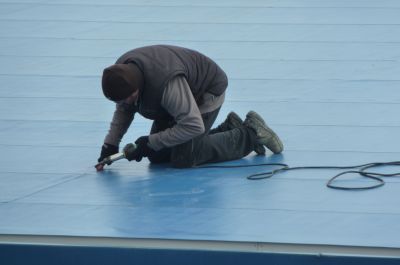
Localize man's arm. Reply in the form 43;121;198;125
148;76;205;151
104;103;135;146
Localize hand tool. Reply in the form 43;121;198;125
95;152;126;171
95;143;138;171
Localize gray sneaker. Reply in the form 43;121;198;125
244;111;283;154
216;112;266;155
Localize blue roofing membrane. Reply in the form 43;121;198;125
1;0;400;256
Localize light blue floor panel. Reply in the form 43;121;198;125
2;5;400;24
1;0;400;257
2;39;400;61
2;21;400;42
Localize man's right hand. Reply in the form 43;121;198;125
98;143;119;164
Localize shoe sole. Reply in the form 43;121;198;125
246;111;284;154
227;112;266;155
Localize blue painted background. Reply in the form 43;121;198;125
0;0;400;255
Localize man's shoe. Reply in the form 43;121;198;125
217;112;266;155
244;111;283;154
218;111;243;131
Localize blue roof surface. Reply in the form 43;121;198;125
1;0;400;253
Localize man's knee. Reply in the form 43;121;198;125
171;141;195;168
148;153;163;164
147;149;171;164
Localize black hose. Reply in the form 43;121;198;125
198;161;400;190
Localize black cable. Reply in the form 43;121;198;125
197;161;400;190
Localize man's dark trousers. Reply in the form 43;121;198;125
148;108;257;168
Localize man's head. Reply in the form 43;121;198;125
101;63;144;103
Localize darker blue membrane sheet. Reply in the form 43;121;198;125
1;244;400;265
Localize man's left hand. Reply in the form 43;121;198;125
123;136;153;162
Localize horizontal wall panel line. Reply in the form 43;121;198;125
2;2;400;9
1;96;400;105
2;19;400;26
1;118;400;128
1;55;396;62
1;73;400;82
2;36;400;44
